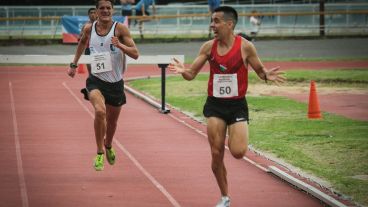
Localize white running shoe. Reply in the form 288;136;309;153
215;196;230;207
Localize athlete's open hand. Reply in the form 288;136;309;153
168;58;186;74
265;66;286;85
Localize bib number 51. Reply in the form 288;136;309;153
96;62;105;71
91;52;112;74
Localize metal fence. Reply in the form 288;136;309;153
0;3;367;38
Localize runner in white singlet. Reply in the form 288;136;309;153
67;0;139;171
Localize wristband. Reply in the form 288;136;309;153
70;62;78;69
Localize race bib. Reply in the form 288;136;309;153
213;74;238;98
91;52;112;74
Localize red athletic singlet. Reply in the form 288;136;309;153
208;35;248;99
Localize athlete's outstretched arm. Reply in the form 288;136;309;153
112;23;139;60
168;41;212;81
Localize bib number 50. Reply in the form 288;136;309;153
219;86;232;95
213;74;238;98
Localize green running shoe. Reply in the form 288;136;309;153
94;154;104;171
105;147;116;165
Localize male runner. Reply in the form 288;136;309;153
168;6;285;207
68;0;139;171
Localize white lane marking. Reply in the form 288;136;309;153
62;82;94;118
62;82;180;207
114;141;181;207
9;82;29;207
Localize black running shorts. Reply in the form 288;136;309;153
82;75;126;107
203;96;249;125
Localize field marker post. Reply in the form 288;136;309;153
158;63;170;114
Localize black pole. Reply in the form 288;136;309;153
319;0;325;36
158;64;170;114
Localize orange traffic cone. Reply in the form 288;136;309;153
308;80;322;119
77;64;86;74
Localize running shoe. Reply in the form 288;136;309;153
94;154;104;171
215;196;230;207
80;88;89;101
105;147;116;165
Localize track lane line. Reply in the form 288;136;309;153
62;82;181;207
9;81;29;207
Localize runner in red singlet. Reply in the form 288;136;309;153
168;6;286;207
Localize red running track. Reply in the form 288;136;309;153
0;64;359;207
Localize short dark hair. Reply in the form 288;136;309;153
95;0;115;8
214;6;238;27
88;8;96;14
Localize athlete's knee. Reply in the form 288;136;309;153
211;147;223;160
95;107;106;120
231;146;247;159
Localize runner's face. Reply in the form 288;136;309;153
89;10;97;22
97;1;113;22
210;12;233;39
